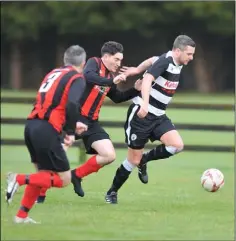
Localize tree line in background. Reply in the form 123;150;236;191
1;1;235;92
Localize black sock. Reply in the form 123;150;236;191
107;164;131;194
142;144;173;164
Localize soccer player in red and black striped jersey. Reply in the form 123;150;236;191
69;41;143;197
5;45;88;223
36;41;142;201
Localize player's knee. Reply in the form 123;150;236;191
130;158;141;166
166;142;184;155
58;171;71;187
105;150;116;164
128;151;143;166
175;140;184;153
99;149;116;164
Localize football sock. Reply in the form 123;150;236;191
16;171;63;188
107;159;135;194
16;185;41;218
73;155;102;178
39;187;48;197
141;144;173;164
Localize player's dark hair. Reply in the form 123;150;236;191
173;35;196;50
64;45;86;66
101;41;124;56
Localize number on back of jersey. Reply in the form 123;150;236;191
39;72;62;93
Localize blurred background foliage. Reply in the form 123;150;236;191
1;1;235;92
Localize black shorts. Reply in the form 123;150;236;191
74;119;110;155
124;104;176;149
24;119;70;172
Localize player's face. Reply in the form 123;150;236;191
179;46;195;65
105;53;123;73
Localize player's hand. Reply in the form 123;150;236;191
64;134;75;147
137;103;148;118
134;78;143;91
119;66;139;77
75;122;88;135
113;74;126;84
62;143;70;152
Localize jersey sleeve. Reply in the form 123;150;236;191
146;57;169;79
152;56;159;64
107;84;140;103
83;58;114;86
65;77;86;135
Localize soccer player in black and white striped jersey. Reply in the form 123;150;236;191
105;35;196;204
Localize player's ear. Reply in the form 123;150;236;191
104;53;112;60
81;61;86;68
176;48;181;54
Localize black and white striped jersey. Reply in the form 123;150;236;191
132;51;183;116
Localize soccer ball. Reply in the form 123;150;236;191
201;168;224;192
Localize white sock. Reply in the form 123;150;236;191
122;158;136;172
165;146;182;154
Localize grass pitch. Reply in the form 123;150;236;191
1;92;234;240
1;147;234;240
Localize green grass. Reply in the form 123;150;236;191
1;104;234;126
1;89;234;104
1;147;234;240
101;107;234;125
1;93;234;240
1;104;34;118
106;128;234;147
170;92;234;104
1;125;234;147
1;90;37;98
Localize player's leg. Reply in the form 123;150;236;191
34;162;47;204
138;115;184;183
71;123;115;197
36;143;69;204
10;170;71;224
7;123;40;204
32;162;46;204
36;131;86;202
6;129;40;224
105;147;144;204
105;104;151;204
72;139;116;187
6;120;71;223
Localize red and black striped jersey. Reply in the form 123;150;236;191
80;57;140;121
80;57;114;120
28;66;85;133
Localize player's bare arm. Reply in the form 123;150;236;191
137;57;169;118
134;78;142;91
137;73;154;118
120;56;157;77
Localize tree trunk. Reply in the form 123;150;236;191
192;43;216;93
10;42;22;90
56;42;65;67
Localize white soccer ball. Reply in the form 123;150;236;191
201;168;224;192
